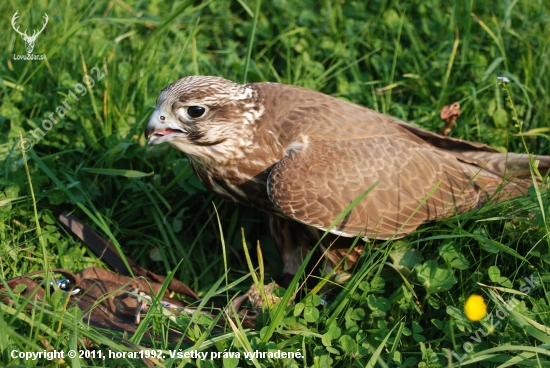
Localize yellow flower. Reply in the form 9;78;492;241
464;294;487;321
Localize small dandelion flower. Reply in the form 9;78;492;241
464;294;487;321
497;76;510;83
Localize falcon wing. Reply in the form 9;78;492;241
267;135;485;240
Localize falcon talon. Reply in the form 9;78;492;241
145;76;550;282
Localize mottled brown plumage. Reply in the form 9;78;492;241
145;76;550;276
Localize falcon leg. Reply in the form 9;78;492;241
269;215;366;288
269;215;319;284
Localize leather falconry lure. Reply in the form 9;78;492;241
145;76;550;277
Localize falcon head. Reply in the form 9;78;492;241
145;76;264;160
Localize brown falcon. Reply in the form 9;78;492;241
145;76;550;277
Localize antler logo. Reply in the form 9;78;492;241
11;11;49;54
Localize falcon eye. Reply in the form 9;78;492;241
187;106;206;118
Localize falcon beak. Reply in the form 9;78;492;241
145;108;189;146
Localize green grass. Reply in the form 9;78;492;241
1;0;550;366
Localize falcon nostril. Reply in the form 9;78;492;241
160;115;166;122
